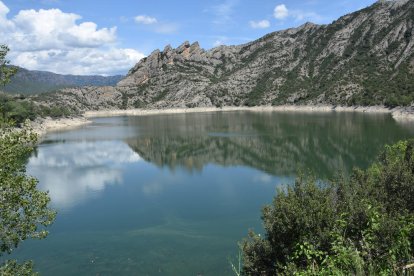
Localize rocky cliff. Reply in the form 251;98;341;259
37;0;414;111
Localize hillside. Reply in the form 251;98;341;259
35;0;414;111
2;67;123;94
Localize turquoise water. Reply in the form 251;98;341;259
8;111;414;275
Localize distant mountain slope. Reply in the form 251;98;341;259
36;0;414;111
3;67;124;94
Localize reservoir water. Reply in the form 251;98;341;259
10;111;414;275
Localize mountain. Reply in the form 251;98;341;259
36;0;414;111
2;67;124;94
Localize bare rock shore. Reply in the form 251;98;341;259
31;117;92;137
84;105;412;120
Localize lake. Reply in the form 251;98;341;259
9;111;414;275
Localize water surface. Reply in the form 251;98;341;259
10;111;414;275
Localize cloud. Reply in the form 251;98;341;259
210;0;239;25
213;40;225;47
133;14;179;35
273;4;324;23
0;1;145;75
211;35;251;47
249;19;270;29
154;23;179;34
274;4;289;20
13;48;145;76
134;15;157;25
8;8;116;50
0;0;8;15
40;0;61;5
290;10;324;22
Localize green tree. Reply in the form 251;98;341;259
0;45;17;87
1;44;17;123
241;140;414;275
0;45;55;274
0;122;56;275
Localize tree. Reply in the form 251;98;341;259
1;44;17;124
241;140;414;275
0;45;17;86
0;123;56;275
0;45;55;274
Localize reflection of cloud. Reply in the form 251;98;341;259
27;141;141;210
142;181;164;196
253;173;294;186
30;141;141;167
254;173;272;184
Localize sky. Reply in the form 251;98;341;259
0;0;377;76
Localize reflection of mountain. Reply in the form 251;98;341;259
126;111;412;178
28;141;141;210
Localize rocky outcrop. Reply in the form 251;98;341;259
37;0;414;110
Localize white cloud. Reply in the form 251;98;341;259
9;8;116;50
213;40;225;47
290;10;324;22
134;15;157;25
249;19;270;29
154;23;179;34
0;1;145;75
0;0;8;15
133;14;178;35
272;4;324;23
13;48;145;75
274;4;289;20
210;0;239;25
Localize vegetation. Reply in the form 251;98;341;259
0;94;37;125
0;45;17;87
0;44;56;275
0;93;75;125
0;123;56;275
241;140;414;274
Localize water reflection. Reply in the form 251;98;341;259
27;141;141;210
17;112;414;276
125;111;413;178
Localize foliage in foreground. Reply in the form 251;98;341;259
0;45;17;87
241;140;414;275
0;123;56;274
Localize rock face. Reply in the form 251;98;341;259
39;0;414;110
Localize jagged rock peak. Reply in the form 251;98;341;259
163;44;173;53
177;41;191;51
190;41;200;49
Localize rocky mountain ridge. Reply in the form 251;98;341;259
36;0;414;111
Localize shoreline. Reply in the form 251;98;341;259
32;105;414;136
84;105;412;120
31;117;92;137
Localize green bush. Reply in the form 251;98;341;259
241;140;414;275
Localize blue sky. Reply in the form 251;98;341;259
0;0;376;75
